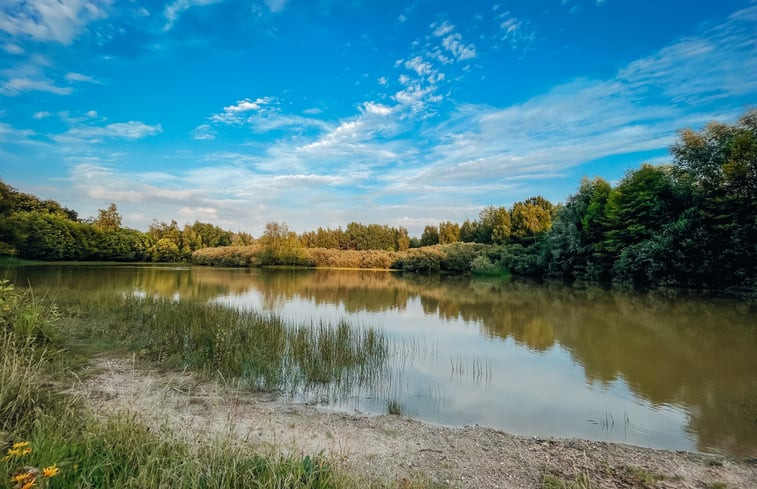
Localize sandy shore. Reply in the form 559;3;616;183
74;358;757;489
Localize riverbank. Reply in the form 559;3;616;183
81;357;756;489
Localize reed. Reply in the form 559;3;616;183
51;289;389;399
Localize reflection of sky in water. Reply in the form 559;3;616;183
214;290;696;452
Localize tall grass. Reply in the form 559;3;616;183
52;289;389;400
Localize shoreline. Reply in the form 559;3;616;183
78;357;757;489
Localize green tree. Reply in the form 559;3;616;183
438;221;460;244
94;203;122;231
420;225;439;246
477;206;510;244
260;222;308;266
459;219;479;242
511;196;554;242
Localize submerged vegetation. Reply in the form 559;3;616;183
1;111;755;290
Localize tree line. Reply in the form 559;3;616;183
1;110;755;289
0;187;252;262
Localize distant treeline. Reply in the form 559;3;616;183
0;190;253;262
1;110;755;289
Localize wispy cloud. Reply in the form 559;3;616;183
498;16;536;51
65;72;100;84
0;0;110;44
163;0;223;31
0;77;72;95
55;121;163;144
192;124;216;140
264;0;288;13
210;97;275;124
2;43;24;55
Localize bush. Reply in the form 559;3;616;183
439;243;480;272
191;245;262;266
395;248;443;274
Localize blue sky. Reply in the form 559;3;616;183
1;0;755;235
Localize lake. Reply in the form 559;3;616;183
5;264;757;457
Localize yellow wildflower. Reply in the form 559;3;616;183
10;472;31;483
42;465;59;478
20;479;35;489
11;442;30;449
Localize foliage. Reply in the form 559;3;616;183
94;203;122;231
420;225;440;246
259;222;311;266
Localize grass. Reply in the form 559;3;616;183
0;281;437;489
542;472;595;489
50;288;390;401
386;399;403;416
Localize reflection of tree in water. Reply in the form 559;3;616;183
251;269;412;313
411;276;757;456
7;264;256;302
9;265;757;455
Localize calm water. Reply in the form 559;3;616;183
5;264;757;456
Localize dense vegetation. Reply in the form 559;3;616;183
0;187;252;262
1;111;755;289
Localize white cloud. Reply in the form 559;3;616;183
0;0;110;44
377;76;388;86
497;17;537;51
441;33;477;61
404;56;433;76
192;124;216;140
85;110;98;118
2;44;24;55
210;97;274;124
33;111;51;119
56;121;163;144
431;21;455;37
362;102;393;116
0;77;72;95
66;72;99;83
163;0;223;31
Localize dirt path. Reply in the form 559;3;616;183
75;358;757;489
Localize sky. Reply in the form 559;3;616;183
1;0;756;236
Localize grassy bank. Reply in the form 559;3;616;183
0;282;425;489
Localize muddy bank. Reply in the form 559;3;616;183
74;358;756;489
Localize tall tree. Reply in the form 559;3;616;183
94;203;122;231
420;225;440;246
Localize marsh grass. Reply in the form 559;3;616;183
386;399;402;416
51;289;390;401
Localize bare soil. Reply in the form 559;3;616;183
73;357;757;489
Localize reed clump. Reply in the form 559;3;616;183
52;289;389;398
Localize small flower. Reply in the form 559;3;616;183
42;465;59;478
10;472;31;483
11;442;29;449
20;480;35;489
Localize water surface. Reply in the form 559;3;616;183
6;264;756;456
